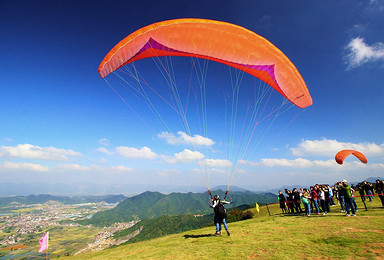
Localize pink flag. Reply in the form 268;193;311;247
38;232;49;253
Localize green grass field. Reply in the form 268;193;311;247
67;199;384;259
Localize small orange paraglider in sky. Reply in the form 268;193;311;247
335;150;368;165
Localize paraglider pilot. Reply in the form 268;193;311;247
209;190;233;236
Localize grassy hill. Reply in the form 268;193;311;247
84;190;277;226
68;201;384;259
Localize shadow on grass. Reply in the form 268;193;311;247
273;212;356;218
281;212;366;218
278;213;304;217
183;234;215;239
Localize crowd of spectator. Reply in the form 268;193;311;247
277;179;384;217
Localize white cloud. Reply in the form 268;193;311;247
157;170;170;176
156;169;180;176
368;0;384;11
0;144;82;161
97;147;112;155
269;158;335;168
206;168;227;174
98;138;110;146
345;37;384;69
158;131;215;146
162;149;205;164
240;158;383;172
290;139;384;157
0;161;49;172
55;164;133;173
111;165;133;172
351;24;367;34
98;158;107;163
57;164;90;171
254;158;314;168
369;163;384;170
116;146;157;159
203;159;233;168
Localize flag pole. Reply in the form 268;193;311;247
46;233;49;260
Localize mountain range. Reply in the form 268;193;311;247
82;189;277;226
0;194;126;207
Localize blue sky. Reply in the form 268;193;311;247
1;0;384;194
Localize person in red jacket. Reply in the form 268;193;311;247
310;186;320;215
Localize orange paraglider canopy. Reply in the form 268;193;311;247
98;18;312;108
335;150;368;165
